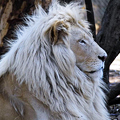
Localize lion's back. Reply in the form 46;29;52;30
0;73;38;120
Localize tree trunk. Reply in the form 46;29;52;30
84;0;96;39
0;0;53;55
0;0;37;55
96;0;120;104
96;0;120;84
109;83;120;105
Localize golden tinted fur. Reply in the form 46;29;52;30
0;1;110;120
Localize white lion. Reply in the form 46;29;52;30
0;1;110;120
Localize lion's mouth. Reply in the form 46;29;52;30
84;67;103;74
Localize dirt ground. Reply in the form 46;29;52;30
110;53;120;83
109;54;120;120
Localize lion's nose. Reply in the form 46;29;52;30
98;54;107;62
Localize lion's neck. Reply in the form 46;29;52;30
29;65;106;120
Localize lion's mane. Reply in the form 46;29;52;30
0;1;109;120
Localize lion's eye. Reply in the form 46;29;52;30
78;39;86;45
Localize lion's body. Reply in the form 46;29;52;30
0;1;110;120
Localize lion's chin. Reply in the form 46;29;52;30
85;67;103;74
84;68;103;80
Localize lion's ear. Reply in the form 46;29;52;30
50;21;68;45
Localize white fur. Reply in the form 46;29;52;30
0;1;110;120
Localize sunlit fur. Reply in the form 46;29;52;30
0;1;110;120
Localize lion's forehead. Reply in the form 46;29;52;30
69;25;93;42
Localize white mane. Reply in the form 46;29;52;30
0;1;109;120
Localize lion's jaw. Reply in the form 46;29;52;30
69;25;107;79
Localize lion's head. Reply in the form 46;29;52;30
50;20;107;80
45;3;107;80
69;25;107;79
